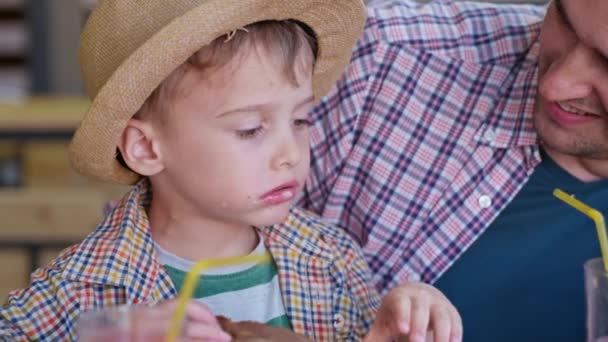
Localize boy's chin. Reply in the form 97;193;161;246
250;207;292;227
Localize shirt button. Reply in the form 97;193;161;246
478;195;492;209
333;313;344;329
483;129;496;142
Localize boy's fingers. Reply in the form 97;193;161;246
409;299;430;342
185;301;221;326
363;297;408;342
387;294;412;334
430;306;451;342
363;307;393;342
183;323;232;341
449;307;463;342
362;320;387;342
160;299;220;326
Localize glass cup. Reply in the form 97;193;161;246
585;258;608;342
77;305;185;342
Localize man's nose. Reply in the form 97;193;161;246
538;44;601;102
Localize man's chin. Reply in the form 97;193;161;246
534;110;574;151
539;132;608;160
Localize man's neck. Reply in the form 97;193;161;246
544;147;608;183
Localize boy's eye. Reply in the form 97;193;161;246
237;127;264;139
294;119;313;128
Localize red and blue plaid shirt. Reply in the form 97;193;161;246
300;0;547;293
0;180;379;341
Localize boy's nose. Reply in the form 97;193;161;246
271;132;302;170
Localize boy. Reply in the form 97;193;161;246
0;0;462;341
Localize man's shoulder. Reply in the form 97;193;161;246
363;0;546;64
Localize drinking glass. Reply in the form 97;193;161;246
585;258;608;342
77;305;184;342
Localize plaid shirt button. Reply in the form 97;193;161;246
333;313;344;329
483;129;497;143
478;195;492;209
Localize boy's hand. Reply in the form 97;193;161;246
157;299;232;341
363;283;462;342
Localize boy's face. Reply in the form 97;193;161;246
535;0;608;159
153;46;314;228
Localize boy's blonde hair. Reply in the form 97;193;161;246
138;20;318;119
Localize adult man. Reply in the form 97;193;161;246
301;0;608;340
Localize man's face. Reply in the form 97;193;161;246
535;0;608;159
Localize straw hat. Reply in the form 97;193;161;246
69;0;367;185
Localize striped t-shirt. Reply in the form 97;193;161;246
154;236;291;329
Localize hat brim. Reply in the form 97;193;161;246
69;0;366;184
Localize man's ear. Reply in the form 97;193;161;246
117;118;165;176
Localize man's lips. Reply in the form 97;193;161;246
548;102;602;126
259;181;299;205
557;101;603;117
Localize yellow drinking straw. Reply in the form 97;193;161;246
165;253;272;342
553;188;608;273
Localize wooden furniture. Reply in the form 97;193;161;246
0;97;87;187
0;0;27;100
0;96;127;302
0;96;86;138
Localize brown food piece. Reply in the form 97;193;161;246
217;316;311;342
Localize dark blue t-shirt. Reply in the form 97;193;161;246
435;150;608;341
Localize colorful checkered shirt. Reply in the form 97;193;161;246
0;180;379;341
299;0;547;293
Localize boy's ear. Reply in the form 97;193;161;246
117;118;165;177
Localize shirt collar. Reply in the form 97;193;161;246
473;26;542;150
62;179;160;301
263;208;336;262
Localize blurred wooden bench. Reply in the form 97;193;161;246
0;187;106;241
0;97;129;301
0;96;87;187
0;187;112;301
0;96;86;140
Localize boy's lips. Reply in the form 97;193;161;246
259;181;299;205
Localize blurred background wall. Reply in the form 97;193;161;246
0;0;124;301
0;0;548;301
